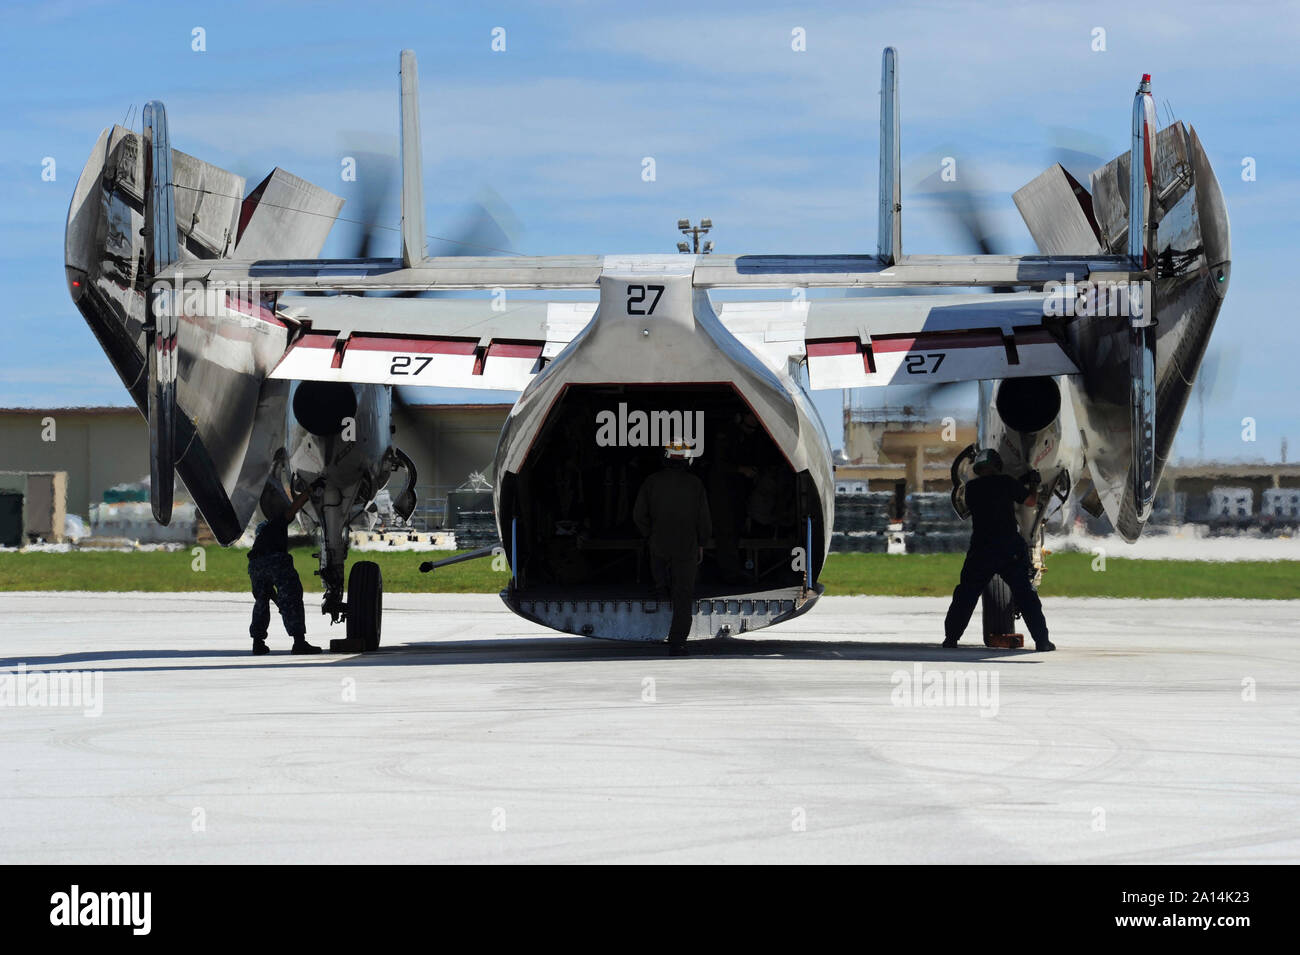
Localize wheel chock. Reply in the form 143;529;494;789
983;632;1024;649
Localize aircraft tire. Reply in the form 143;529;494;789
981;575;1015;641
346;560;383;651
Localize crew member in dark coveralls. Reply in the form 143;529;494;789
943;449;1056;651
634;442;712;656
248;485;320;656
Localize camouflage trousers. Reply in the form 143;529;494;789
248;553;306;640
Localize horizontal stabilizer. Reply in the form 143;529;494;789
169;251;1138;293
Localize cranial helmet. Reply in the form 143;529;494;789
664;441;693;462
972;448;1003;476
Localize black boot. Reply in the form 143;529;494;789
1034;639;1056;652
252;638;270;656
291;639;322;655
942;636;960;648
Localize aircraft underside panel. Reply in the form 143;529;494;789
507;585;821;642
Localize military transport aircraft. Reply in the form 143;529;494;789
64;47;1230;648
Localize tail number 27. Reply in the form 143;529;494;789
904;352;946;374
626;284;664;315
390;355;433;375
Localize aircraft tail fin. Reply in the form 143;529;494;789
399;49;426;268
877;47;901;264
141;102;179;524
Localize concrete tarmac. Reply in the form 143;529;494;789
1;592;1296;864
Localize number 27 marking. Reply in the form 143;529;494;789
626;284;664;315
904;352;946;374
390;355;432;375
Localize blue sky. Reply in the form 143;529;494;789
1;0;1295;461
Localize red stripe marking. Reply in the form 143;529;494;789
487;341;543;360
807;337;875;375
295;333;339;350
237;175;270;244
872;332;1004;353
1015;328;1057;346
806;339;859;357
178;312;270;344
224;291;283;326
345;336;477;355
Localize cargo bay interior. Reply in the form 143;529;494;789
500;384;821;596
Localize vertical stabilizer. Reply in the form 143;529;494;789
142;101;178;276
877;47;901;264
399;49;426;268
142;100;178;524
1128;74;1158;523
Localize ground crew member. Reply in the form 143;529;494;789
248;485;320;656
634;442;712;655
942;449;1055;651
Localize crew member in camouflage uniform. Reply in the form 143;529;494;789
942;449;1055;651
248;485;320;655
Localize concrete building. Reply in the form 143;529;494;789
390;402;512;527
6;401;1290;538
838;401;977;496
0;403;513;534
0;408;148;521
835;396;1300;521
1158;462;1300;500
0;471;67;545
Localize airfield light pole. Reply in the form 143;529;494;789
676;218;714;253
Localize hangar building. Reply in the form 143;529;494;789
0;403;512;540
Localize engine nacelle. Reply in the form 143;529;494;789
994;376;1061;435
292;380;358;437
286;381;391;494
984;376;1078;487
